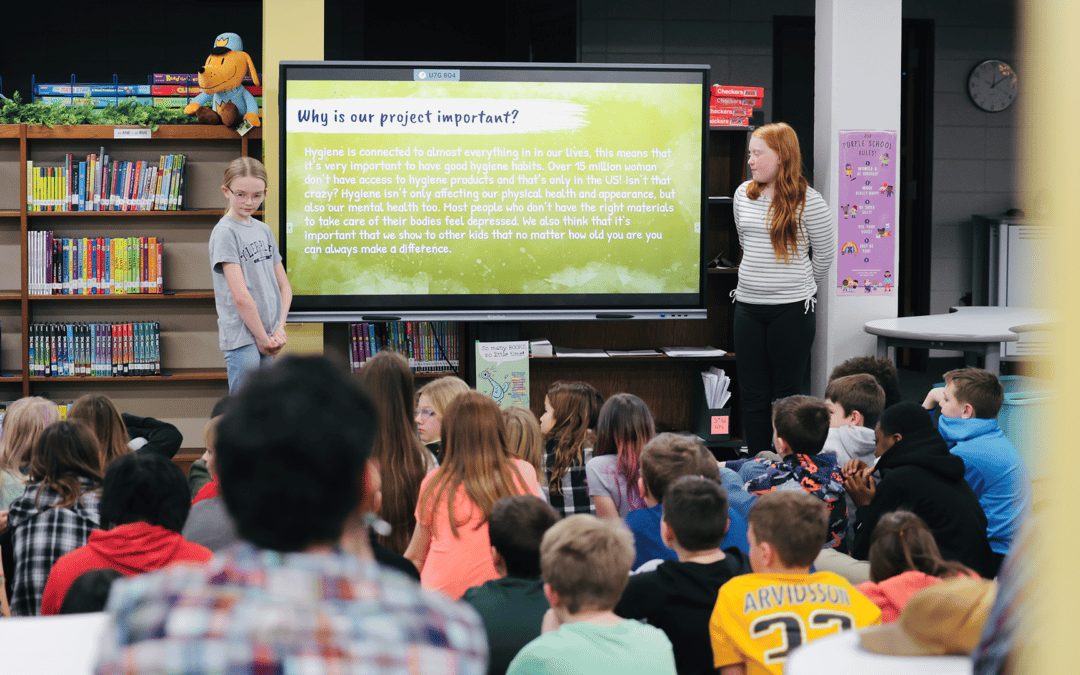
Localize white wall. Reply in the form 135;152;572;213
580;0;1021;359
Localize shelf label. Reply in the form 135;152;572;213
113;128;151;139
710;415;729;435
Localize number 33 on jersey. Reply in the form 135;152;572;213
710;571;882;675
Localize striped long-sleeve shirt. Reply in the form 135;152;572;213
732;181;836;304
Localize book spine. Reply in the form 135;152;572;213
156;239;163;293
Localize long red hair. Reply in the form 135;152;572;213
746;122;809;263
417;392;530;538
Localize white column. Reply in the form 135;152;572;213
811;0;903;395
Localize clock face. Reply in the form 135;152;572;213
968;60;1018;112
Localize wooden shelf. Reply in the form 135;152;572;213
708;196;733;204
0;210;20;217
29;291;214;300
0;292;23;301
24;125;262;140
29;367;227;383
27;210;260;217
531;354;735;364
707;267;738;275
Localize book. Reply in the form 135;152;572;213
34;84;151;96
150;84;203;96
35;96;153;108
605;349;663;357
474;341;530;408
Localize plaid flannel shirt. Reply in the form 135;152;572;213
543;440;595;517
94;541;489;675
8;477;102;616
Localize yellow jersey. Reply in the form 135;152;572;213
710;571;881;675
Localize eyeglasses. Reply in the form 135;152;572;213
415;408;437;420
226;187;266;202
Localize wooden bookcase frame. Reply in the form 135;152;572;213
0;124;262;453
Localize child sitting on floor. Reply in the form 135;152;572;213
627;433;749;570
616;475;751;675
462;495;560;675
709;491;882;675
922;367;1031;569
735;396;848;551
507;515;677;675
821;373;885;467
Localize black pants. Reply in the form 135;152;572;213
733;299;817;454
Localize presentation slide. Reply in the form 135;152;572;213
284;75;704;299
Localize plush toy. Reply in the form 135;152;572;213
184;32;261;128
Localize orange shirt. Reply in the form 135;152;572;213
415;459;541;599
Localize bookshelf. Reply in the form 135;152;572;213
0;123;261;450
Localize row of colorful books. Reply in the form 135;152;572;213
28;232;163;295
30;321;162;377
350;322;460;373
709;85;764;127
27;152;186;212
32;75;260;109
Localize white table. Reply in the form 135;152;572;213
0;612;108;674
786;628;973;675
863;306;1050;374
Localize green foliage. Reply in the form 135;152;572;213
0;92;198;130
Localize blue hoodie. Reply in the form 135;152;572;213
938;415;1031;555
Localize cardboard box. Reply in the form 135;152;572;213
696;405;732;442
711;85;764;98
712;96;763;108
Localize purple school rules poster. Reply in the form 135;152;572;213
836;130;897;296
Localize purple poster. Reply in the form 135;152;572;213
836;130;897;296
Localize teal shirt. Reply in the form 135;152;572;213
462;577;548;675
507;619;676;675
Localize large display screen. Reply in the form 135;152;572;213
280;61;709;321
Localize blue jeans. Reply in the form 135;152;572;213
223;343;275;394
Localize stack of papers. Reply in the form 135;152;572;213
662;346;727;357
553;346;609;357
530;339;553;357
702;367;732;408
605;349;662;357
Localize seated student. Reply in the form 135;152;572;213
8;420;104;616
922;367;1031;566
628;433;749;570
187;395;231;498
94;356;486;674
462;495;561;675
40;452;212;615
181;415;240;552
855;510;973;623
68;394;183;466
616;476;751;675
709;491;882;675
507;515;677;675
843;401;998;579
822;373;885;467
735;396;847;551
829;355;903;410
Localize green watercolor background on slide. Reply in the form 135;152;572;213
286;80;703;296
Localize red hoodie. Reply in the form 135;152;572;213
40;521;212;615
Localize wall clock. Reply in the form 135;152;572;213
968;60;1018;112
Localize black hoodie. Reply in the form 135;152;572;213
851;427;997;578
